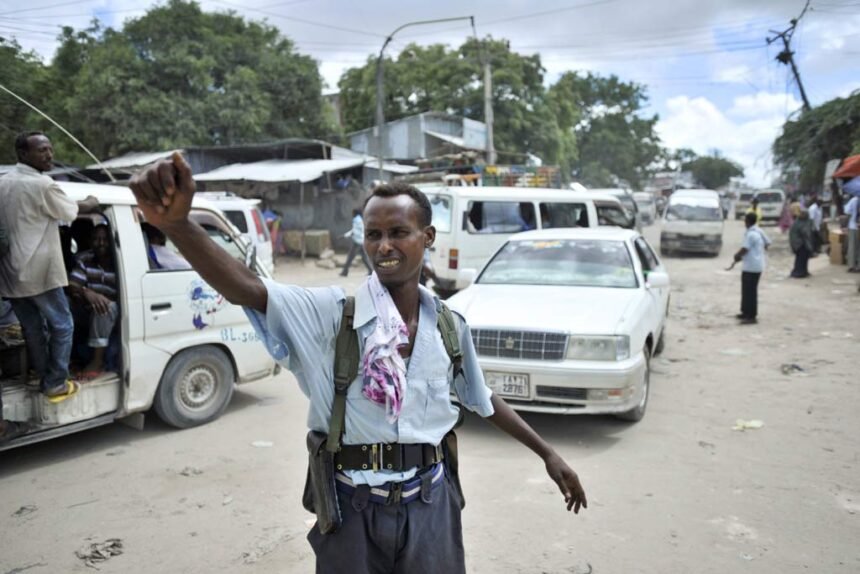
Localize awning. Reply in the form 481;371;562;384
833;155;860;179
425;130;485;152
87;150;179;170
194;158;367;183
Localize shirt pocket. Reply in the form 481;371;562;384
419;377;457;436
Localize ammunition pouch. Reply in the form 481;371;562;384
302;430;342;534
442;429;465;510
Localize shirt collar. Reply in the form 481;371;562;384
15;163;42;176
353;279;440;329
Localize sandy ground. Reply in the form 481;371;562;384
1;219;859;574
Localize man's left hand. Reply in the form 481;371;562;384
544;453;588;513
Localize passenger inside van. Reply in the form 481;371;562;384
67;224;119;379
142;222;191;270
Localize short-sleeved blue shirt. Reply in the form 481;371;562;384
244;278;494;486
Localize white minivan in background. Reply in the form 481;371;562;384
753;189;786;223
419;186;608;296
197;192;274;274
0;182;279;451
660;189;724;256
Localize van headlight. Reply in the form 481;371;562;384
566;336;630;361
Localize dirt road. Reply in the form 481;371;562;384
1;219;858;573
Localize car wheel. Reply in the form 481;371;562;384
654;329;665;356
154;346;235;429
617;347;650;422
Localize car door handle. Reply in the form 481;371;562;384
150;303;172;311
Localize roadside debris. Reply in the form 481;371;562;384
222;495;234;506
733;419;764;431
179;466;203;477
75;538;123;569
251;440;274;448
780;363;805;375
12;505;37;518
719;348;749;357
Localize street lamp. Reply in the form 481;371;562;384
375;16;475;178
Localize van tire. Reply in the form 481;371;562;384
154;347;235;429
616;347;650;423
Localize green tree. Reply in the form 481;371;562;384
773;91;860;190
0;38;49;164
46;0;335;162
682;153;744;189
337;38;566;168
548;72;662;188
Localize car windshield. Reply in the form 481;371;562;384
617;195;636;213
665;202;722;221
478;239;637;288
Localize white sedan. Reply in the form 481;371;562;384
448;227;669;421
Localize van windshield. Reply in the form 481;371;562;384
755;192;782;202
666;203;722;221
428;194;453;233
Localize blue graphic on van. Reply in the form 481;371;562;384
187;278;226;329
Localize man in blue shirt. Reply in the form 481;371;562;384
733;212;771;324
340;208;372;277
129;153;587;573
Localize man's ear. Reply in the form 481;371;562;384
424;225;436;248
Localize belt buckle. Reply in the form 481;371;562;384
371;443;380;471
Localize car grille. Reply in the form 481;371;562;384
536;386;588;400
471;329;568;361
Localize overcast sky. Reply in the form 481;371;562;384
3;0;859;185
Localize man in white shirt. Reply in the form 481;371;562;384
844;189;859;272
807;195;822;255
733;212;771;324
0;131;99;400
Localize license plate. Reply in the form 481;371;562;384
485;372;530;398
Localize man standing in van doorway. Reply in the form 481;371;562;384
733;212;771;324
0;131;99;402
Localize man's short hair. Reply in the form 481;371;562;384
364;182;432;228
745;212;758;225
15;131;45;158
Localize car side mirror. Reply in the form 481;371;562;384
646;270;669;289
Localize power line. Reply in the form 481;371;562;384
208;0;386;38
0;0;99;18
767;0;812;110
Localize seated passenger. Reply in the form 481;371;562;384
67;225;118;379
142;222;191;270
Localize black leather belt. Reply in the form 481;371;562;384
334;442;444;472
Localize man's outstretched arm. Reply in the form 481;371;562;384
129;152;267;312
486;394;588;513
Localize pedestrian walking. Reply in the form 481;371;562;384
340;208;372;276
746;197;763;225
789;210;814;278
732;212;771;324
844;184;860;272
0;131;100;402
129;154;587;574
807;195;822;254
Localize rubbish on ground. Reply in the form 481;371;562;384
223;496;234;506
780;363;805;375
698;441;716;449
318;248;335;260
719;348;749;357
251;440;274;448
75;538;123;569
314;259;337;270
12;504;37;517
179;466;203;477
733;419;764;431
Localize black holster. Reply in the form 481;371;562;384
442;430;466;509
302;430;342;534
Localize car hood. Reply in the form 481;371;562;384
447;284;636;335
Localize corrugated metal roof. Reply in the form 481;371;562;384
194;158;367;183
424;130;484;151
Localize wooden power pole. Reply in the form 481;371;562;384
767;0;812;111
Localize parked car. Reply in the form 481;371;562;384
735;190;755;219
753;189;786;223
197;192;274;274
660;189;724;256
633;192;657;225
447;227;669;422
0;182;279;451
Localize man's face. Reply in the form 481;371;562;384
92;227;111;258
363;195;435;289
21;135;54;172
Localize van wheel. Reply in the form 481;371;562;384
617;347;650;422
654;329;665;356
154;346;235;429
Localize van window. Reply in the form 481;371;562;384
539;202;589;228
223;210;248;233
429;194;453;233
755;192;783;203
666;202;722;221
596;203;633;228
466;201;536;234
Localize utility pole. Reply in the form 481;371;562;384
483;56;496;165
374;16;475;182
767;0;812;111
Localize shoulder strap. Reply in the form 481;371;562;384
326;296;359;453
436;302;463;378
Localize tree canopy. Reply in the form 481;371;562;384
1;0;337;165
681;152;744;189
773;91;860;190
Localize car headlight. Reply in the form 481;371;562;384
566;336;630;361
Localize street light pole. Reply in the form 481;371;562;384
375;16;474;180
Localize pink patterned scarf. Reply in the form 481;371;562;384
361;273;410;422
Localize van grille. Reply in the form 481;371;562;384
471;329;568;361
